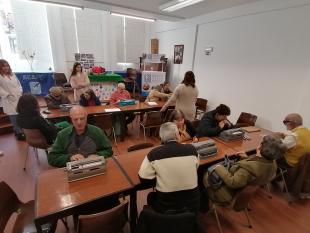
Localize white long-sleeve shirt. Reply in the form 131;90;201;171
0;74;23;115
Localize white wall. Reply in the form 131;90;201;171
153;0;310;131
156;26;196;88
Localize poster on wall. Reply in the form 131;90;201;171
75;53;95;69
90;82;118;101
141;71;166;96
15;72;54;96
174;45;184;64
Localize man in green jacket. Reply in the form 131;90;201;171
203;135;286;205
48;105;113;167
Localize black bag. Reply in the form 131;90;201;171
207;155;233;189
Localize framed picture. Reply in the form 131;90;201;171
174;44;184;64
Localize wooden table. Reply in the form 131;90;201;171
34;158;133;233
41;101;166;119
213;128;273;153
41;101;167;141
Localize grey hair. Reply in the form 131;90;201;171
159;122;179;143
260;135;287;160
118;82;126;89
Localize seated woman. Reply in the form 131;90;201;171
16;94;58;145
79;89;101;107
169;110;198;143
203;135;286;205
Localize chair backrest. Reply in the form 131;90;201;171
0;182;22;233
163;108;175;123
54;73;68;86
92;114;113;131
143;111;162;127
231;185;259;212
287;153;310;195
236;112;257;127
127;143;154;152
195;98;208;112
139;95;147;102
136;207;201;233
22;128;50;149
77;200;128;233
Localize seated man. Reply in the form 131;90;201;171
138;122;200;213
276;113;310;168
145;85;172;102
45;86;71;109
48;106;113;167
204;135;286;205
197;104;233;137
110;82;135;127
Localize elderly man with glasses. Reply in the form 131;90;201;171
276;113;310;168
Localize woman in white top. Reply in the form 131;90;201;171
70;62;90;102
0;59;24;139
161;71;199;121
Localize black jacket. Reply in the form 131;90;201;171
17;114;57;144
197;110;232;137
184;120;196;138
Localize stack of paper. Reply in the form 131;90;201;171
147;102;158;106
105;108;121;112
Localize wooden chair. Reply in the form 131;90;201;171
0;181;61;233
92;114;117;146
77;200;129;233
212;185;259;233
127;143;154;152
235;112;257;128
138;111;163;141
163;108;175;123
195;98;208;119
54;73;71;89
275;153;310;202
22;128;50;171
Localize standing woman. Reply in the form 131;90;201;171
70;62;90;102
0;59;24;139
161;71;199;121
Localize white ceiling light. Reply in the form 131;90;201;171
110;12;156;22
27;0;83;10
159;0;204;12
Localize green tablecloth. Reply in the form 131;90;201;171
88;73;124;82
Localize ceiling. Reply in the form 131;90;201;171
83;0;262;21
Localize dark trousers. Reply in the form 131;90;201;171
147;190;200;214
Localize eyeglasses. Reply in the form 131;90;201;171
283;120;292;125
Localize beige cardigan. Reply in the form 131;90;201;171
162;84;198;121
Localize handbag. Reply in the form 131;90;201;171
207;155;233;189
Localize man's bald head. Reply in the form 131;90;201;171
70;105;88;117
70;106;88;134
283;113;303;130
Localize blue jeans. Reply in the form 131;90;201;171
8;114;22;134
